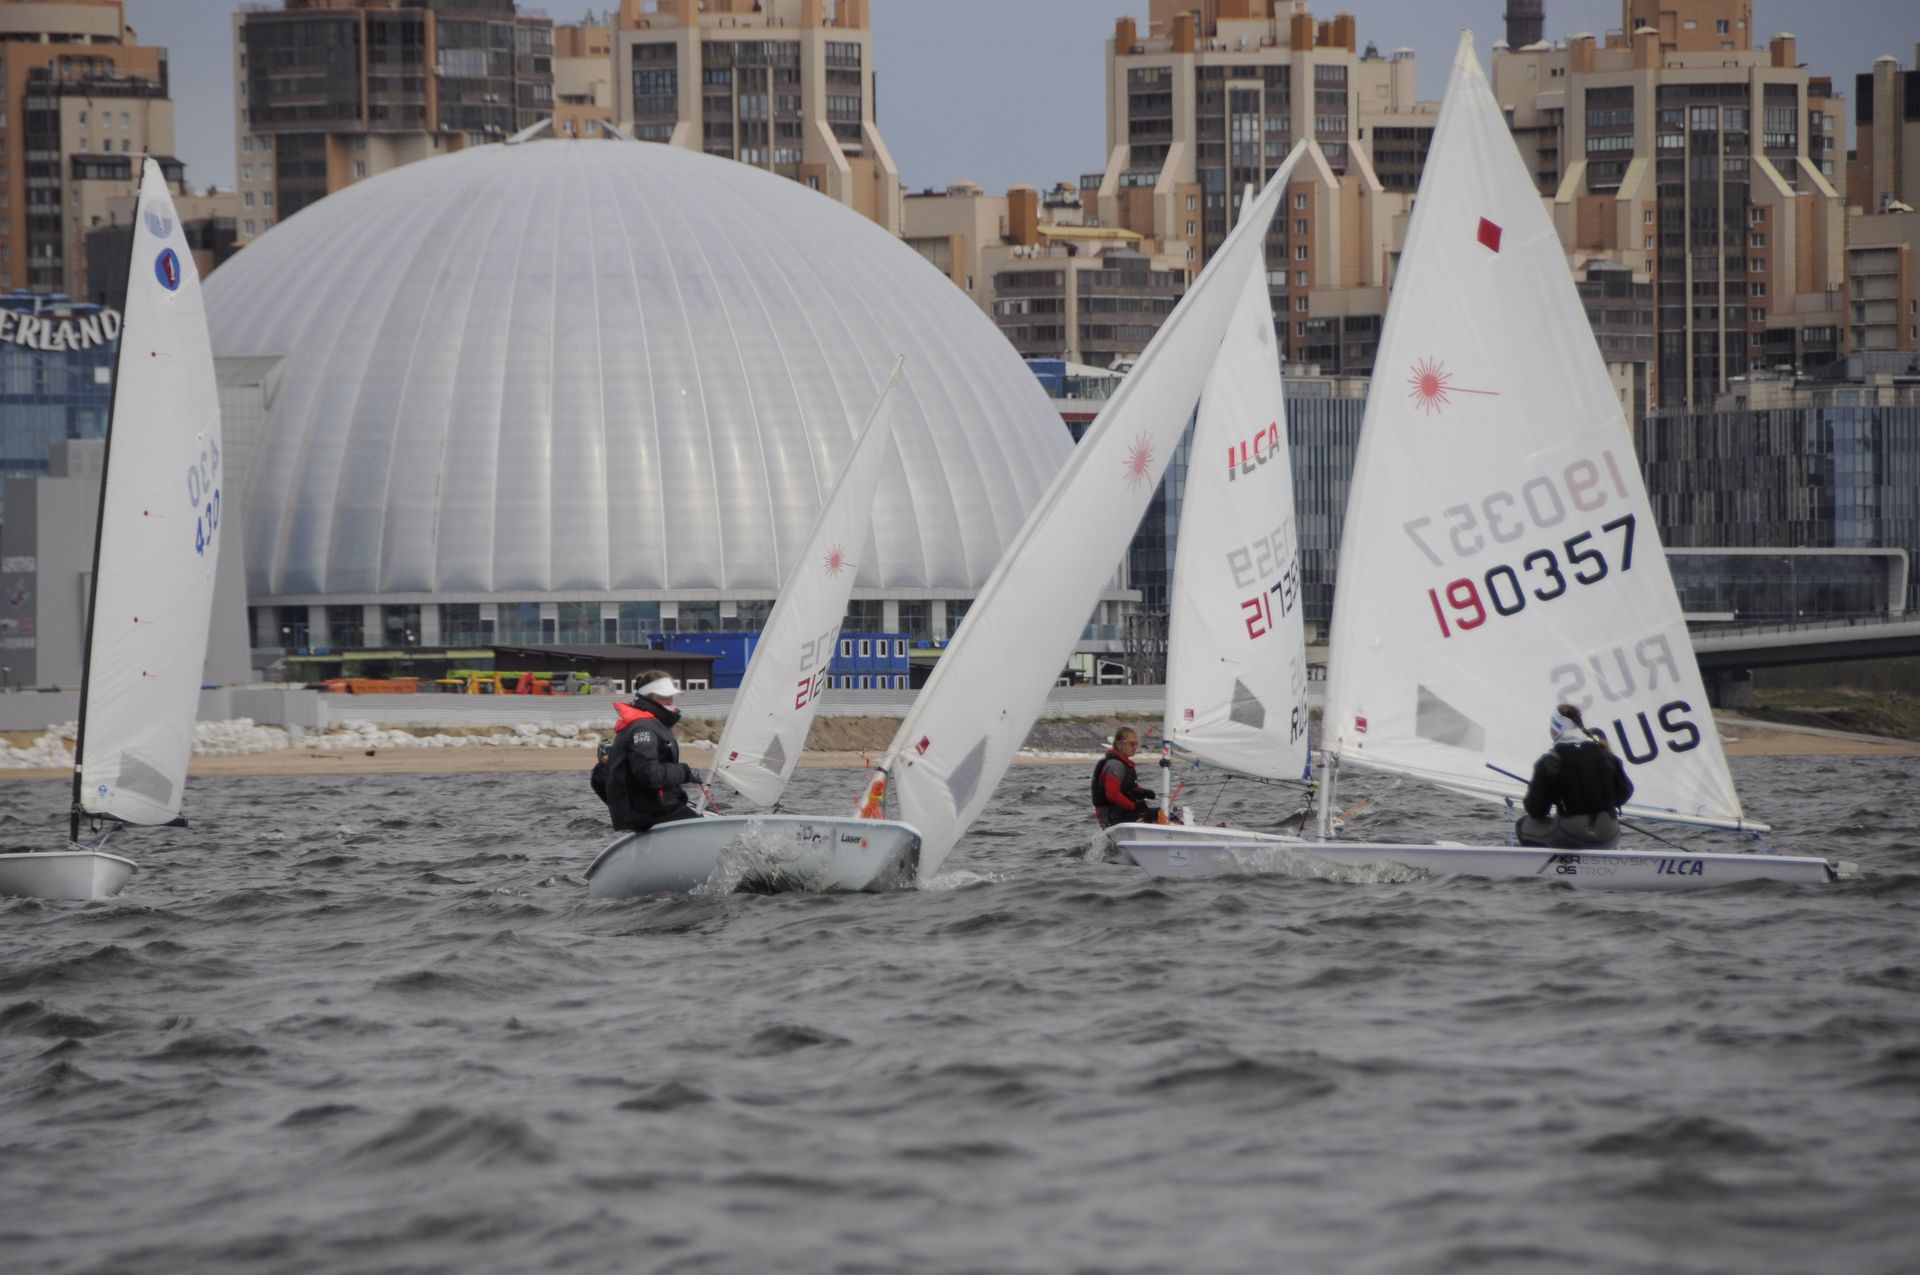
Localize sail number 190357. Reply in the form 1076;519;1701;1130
187;440;221;557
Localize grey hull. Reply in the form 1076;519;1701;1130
0;850;137;901
1107;824;1845;891
586;815;921;898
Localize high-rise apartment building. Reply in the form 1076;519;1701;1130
1494;6;1847;409
231;0;554;245
1852;46;1920;215
610;0;902;233
0;0;174;296
1093;2;1431;373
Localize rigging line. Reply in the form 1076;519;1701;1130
1618;818;1696;854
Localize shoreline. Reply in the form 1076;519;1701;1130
1;713;1916;784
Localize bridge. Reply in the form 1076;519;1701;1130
1691;615;1920;704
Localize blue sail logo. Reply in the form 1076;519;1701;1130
145;209;174;239
155;248;181;291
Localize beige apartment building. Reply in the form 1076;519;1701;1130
1852;46;1920;215
1842;46;1920;357
0;0;174;297
1493;6;1847;409
903;179;1191;368
1087;2;1436;373
610;0;902;233
230;0;555;247
554;17;615;139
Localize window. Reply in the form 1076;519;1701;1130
1716;19;1729;33
1750;207;1765;224
244;192;255;208
352;160;366;178
243;136;252;153
1295;219;1308;234
262;192;273;208
1751;258;1765;273
840;638;853;657
1294;296;1308;312
858;676;871;689
1186;194;1196;210
244;218;256;235
78;110;87;124
1293;193;1307;209
1294;245;1308;260
1750;282;1766;297
120;112;129;127
858;639;871;657
1187;220;1196;236
894;675;908;689
894;639;907;657
1294;270;1307;285
1753;308;1765;324
242;165;252;182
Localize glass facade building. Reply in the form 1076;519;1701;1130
0;292;118;526
1638;401;1920;619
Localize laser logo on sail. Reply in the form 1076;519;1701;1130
154;248;181;292
1122;434;1155;490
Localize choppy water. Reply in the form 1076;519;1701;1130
2;754;1917;1275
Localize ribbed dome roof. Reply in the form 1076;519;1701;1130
205;140;1069;599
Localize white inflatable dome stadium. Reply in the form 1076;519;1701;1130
204;139;1070;603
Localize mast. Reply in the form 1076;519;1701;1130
68;160;150;844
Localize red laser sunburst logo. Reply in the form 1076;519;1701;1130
823;545;850;575
1407;357;1498;416
1123;433;1155;490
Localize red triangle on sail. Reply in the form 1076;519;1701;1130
1477;218;1503;253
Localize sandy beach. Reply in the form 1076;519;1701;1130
2;712;1914;784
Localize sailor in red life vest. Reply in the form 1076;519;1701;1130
1091;726;1161;828
593;670;704;833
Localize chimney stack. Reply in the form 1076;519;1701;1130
1504;0;1544;49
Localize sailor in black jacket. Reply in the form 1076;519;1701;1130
1515;704;1635;849
601;672;703;833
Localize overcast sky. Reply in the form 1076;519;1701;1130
127;0;1915;194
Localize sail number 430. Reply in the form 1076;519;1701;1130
1428;515;1636;638
188;441;221;558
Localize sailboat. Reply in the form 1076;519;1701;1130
586;359;922;896
855;144;1308;886
0;158;225;902
1097;189;1313;860
1109;35;1850;890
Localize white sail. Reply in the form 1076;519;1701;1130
870;143;1308;881
1165;250;1310;781
76;158;224;827
1321;37;1751;831
710;359;905;806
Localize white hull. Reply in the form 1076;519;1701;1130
1107;824;1843;891
0;850;137;901
586;815;920;898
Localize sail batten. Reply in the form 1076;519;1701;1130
75;159;224;830
876;144;1310;882
1320;35;1749;831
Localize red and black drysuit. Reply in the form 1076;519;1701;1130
1090;748;1158;829
594;695;702;833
